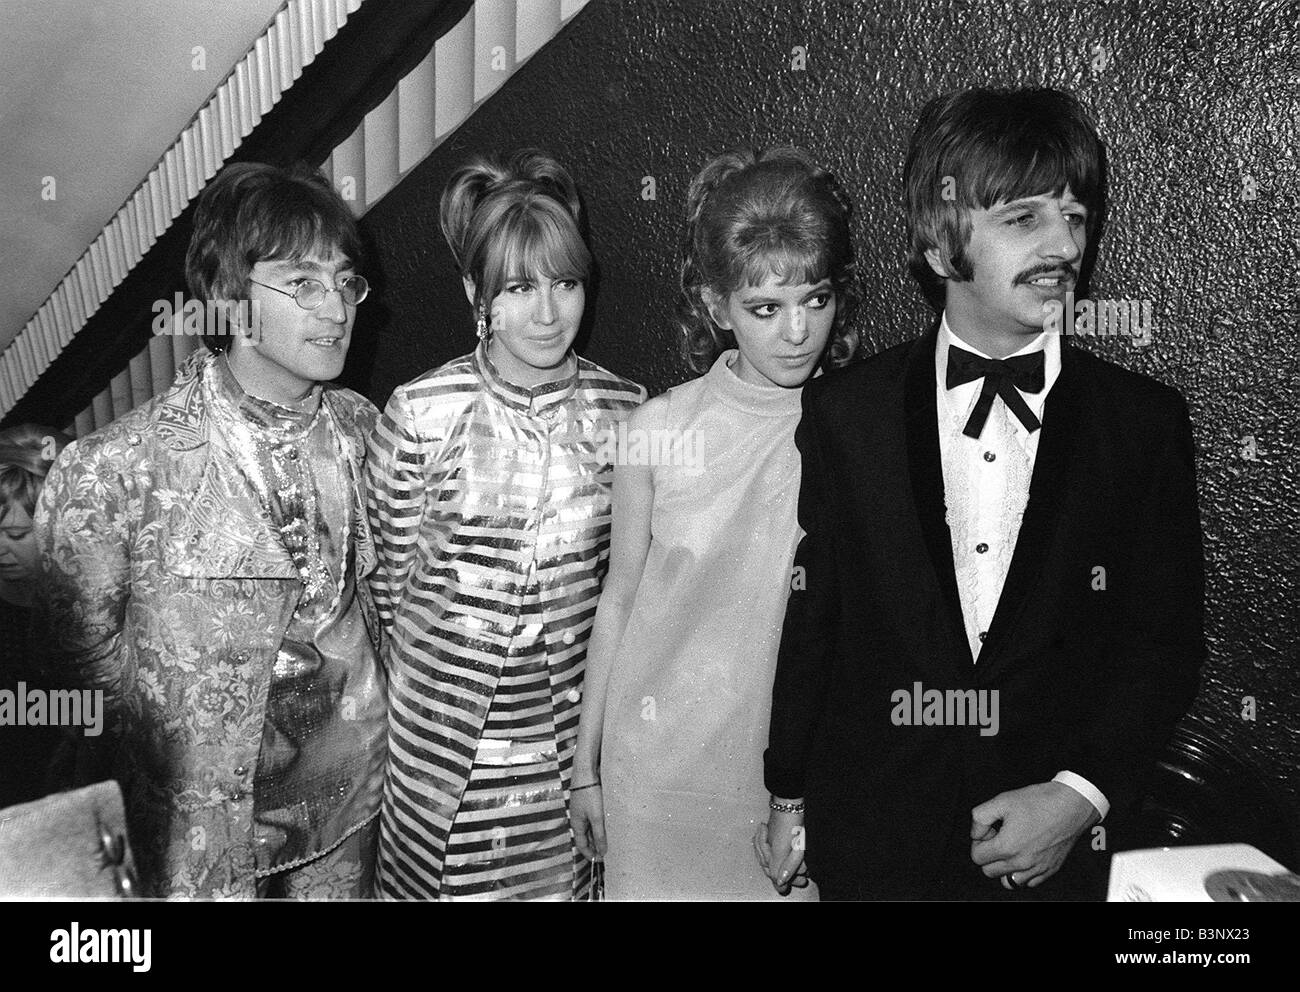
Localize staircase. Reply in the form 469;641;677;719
0;0;591;434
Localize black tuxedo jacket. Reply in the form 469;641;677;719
765;330;1205;899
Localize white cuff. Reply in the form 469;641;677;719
1053;770;1109;820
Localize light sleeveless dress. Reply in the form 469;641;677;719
600;350;817;900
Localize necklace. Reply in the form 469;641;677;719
203;356;350;621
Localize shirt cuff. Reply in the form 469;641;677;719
1053;770;1110;820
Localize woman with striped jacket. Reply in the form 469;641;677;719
365;149;644;900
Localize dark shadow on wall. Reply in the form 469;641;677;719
348;0;1299;844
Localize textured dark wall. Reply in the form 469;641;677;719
350;0;1299;839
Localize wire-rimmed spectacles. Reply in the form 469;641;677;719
249;274;369;309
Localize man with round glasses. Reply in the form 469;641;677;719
247;270;369;310
35;162;388;899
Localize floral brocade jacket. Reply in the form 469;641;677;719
34;355;384;898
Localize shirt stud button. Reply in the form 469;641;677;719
975;542;989;554
983;451;996;462
978;631;988;643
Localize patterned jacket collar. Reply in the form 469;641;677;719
146;349;378;581
210;350;323;437
153;350;361;453
471;340;578;416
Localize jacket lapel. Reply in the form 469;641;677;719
975;339;1081;678
163;446;299;580
903;327;975;669
158;368;298;580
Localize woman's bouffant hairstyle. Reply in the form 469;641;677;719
185;161;363;353
0;424;71;523
439;149;592;325
904;87;1108;312
678;146;861;374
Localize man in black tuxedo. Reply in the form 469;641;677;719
755;88;1205;900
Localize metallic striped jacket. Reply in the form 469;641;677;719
364;343;644;894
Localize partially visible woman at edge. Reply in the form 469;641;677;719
365;149;645;900
569;147;861;899
0;425;71;808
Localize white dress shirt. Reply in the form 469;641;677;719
935;315;1108;819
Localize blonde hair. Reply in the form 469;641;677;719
679;146;860;373
439;149;592;325
0;424;71;523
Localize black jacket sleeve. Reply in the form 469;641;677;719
764;387;842;799
1072;392;1206;815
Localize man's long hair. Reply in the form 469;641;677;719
903;88;1108;312
185;162;363;352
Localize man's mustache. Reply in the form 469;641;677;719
1015;263;1078;284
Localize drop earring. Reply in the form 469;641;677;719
476;305;490;342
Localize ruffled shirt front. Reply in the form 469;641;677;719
935;319;1108;817
935;317;1060;661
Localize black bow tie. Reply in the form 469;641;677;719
945;345;1046;440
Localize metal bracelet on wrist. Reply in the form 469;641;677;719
769;798;805;814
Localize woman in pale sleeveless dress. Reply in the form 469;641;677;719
570;148;860;899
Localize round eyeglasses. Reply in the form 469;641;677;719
249;275;370;309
